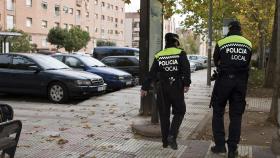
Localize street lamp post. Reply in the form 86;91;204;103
207;0;213;86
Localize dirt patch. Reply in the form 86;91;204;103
247;87;273;98
190;111;277;146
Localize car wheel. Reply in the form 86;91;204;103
48;82;69;103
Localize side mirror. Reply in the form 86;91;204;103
29;65;41;72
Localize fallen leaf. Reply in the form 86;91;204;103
110;123;115;125
59;128;69;131
87;134;95;138
70;109;75;112
83;124;91;129
57;138;69;145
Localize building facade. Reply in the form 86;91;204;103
124;12;176;48
0;0;125;53
124;12;139;48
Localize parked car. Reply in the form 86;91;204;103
187;55;208;69
0;53;106;103
92;46;139;60
189;61;196;73
101;56;139;76
52;54;133;90
101;56;140;85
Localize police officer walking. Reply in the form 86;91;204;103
210;21;252;158
141;33;191;150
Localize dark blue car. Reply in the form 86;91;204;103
52;54;133;90
0;53;106;103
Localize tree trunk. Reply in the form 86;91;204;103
269;0;280;123
264;5;278;88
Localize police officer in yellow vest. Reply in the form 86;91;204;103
211;21;252;158
141;33;191;150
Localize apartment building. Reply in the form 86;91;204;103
124;12;176;48
0;0;125;52
124;12;139;48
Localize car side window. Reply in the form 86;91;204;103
53;56;64;62
116;58;134;66
102;58;117;66
11;55;36;70
65;57;83;68
0;55;11;68
129;58;139;66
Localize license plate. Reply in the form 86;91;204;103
126;81;132;85
97;86;104;91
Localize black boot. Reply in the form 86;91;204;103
162;142;168;148
167;136;178;150
228;150;238;158
210;145;226;154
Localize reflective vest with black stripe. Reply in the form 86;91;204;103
217;35;252;73
155;47;183;77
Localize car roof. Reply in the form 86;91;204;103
1;53;48;58
94;46;139;51
102;56;138;59
53;53;88;58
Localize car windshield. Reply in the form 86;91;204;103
31;55;70;70
79;56;106;67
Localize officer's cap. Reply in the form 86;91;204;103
228;21;241;31
165;33;180;45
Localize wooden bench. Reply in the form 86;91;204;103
0;120;22;158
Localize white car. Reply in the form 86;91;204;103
187;55;208;69
189;61;196;72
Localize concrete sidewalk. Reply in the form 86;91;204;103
4;70;276;158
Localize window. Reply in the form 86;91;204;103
120;19;123;24
107;16;110;21
95;28;98;33
54;22;60;27
101;29;104;33
121;8;124;12
101;15;105;20
115;18;118;23
55;5;60;16
102;58;116;66
115;6;118;11
85;26;89;32
101;2;105;7
41;1;48;9
76;10;81;18
42;38;48;47
116;58;137;67
63;6;68;13
95;14;98;19
69;8;73;14
115;30;118;34
6;0;14;11
0;55;11;68
94;0;98;5
53;56;63;62
107;3;110;9
42;20;47;28
6;15;14;29
26;0;32;7
111;17;113;22
86;12;89;18
64;23;68;29
26;17;32;27
65;57;83;68
11;56;36;70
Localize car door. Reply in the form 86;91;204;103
8;55;43;94
115;57;138;75
0;54;12;92
64;56;85;71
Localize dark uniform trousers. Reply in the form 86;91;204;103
212;73;248;151
156;79;186;143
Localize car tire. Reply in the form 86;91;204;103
48;82;69;103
